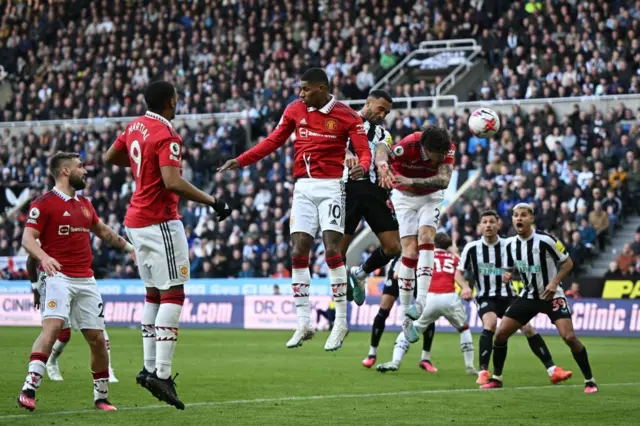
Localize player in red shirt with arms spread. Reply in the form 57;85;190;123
104;81;231;409
17;152;135;412
219;68;371;351
376;125;455;326
376;233;476;374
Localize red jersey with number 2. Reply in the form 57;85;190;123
390;131;455;195
429;249;459;294
113;111;182;228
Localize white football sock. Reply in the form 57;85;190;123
398;258;417;314
460;328;475;368
328;264;348;324
547;366;557;377
102;329;112;371
417;245;434;306
369;345;377;357
22;356;46;392
392;332;410;365
92;371;109;401
141;302;159;372
48;340;67;365
155;303;182;379
292;268;311;327
422;350;431;361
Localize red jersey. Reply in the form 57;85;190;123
25;188;99;278
113;111;182;228
390;132;455;195
236;97;371;179
429;249;460;294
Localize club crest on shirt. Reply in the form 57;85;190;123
81;206;91;219
180;265;189;277
47;300;57;309
324;119;338;130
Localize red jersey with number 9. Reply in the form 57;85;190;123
429;249;460;294
113;111;182;228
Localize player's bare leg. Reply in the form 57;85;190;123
102;329;118;383
323;230;349;351
520;323;572;384
287;232;315;348
481;317;521;389
554;318;597;393
363;293;396;367
18;318;64;411
82;328;116;411
46;327;71;381
350;231;401;306
138;288;160;390
411;225;436;318
398;236;418;318
477;312;498;384
145;285;185;409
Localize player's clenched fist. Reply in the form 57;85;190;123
218;159;240;172
41;256;61;276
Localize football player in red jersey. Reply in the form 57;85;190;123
18;152;135;412
376;126;455;327
219;68;372;351
104;80;231;409
376;233;476;374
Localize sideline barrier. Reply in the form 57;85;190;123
1;293;639;337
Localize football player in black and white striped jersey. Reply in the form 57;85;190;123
481;203;598;394
457;210;571;386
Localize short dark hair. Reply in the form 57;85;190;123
481;210;500;220
434;232;452;250
144;80;176;112
300;68;329;86
368;89;393;104
420;125;451;154
49;152;81;178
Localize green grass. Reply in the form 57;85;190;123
1;327;639;425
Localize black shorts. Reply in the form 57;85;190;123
504;297;573;325
344;180;398;235
381;257;417;299
476;297;515;319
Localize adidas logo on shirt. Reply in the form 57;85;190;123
63;211;71;217
300;118;307;125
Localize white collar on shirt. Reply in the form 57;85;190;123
145;111;173;128
481;236;501;247
307;95;336;114
53;186;79;202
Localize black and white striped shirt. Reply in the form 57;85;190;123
458;236;514;298
347;117;393;184
505;231;570;300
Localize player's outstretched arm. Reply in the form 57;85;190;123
403;162;453;190
219;109;296;172
104;133;131;167
22;228;61;275
161;166;231;221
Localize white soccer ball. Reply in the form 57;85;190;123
468;108;500;138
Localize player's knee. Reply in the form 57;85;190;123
376;307;390;321
494;330;509;345
324;244;341;258
85;330;106;351
561;332;580;348
520;324;536;337
161;287;185;305
383;241;401;258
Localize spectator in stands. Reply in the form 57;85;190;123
632;231;640;256
617;244;637;273
567;231;589;275
589;201;610;250
565;282;582;299
604;261;624;279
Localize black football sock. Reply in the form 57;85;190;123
527;333;555;369
362;247;393;274
422;322;435;352
370;308;390;350
479;329;494;371
492;342;508;377
572;347;594;381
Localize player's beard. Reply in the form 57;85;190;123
69;173;86;190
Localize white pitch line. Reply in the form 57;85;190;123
2;382;639;420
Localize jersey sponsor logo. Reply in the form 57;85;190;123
81;206;91;219
180;265;189;277
47;300;57;309
58;225;90;235
324;119;338;130
478;263;504;275
392;145;404;156
299;128;309;138
514;260;541;274
63;211;71;217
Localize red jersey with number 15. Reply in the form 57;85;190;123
390;131;455;195
25;188;99;278
429;249;460;294
113;111;182;228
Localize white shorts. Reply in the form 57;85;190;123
415;292;468;331
40;273;104;331
290;178;346;236
390;189;444;238
126;220;190;290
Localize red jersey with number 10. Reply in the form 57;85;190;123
390;131;455;195
113;111;182;228
236;97;371;179
429;249;460;294
25;188;100;278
